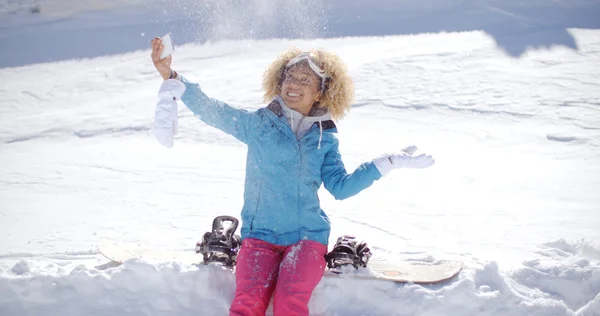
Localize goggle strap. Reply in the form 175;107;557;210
286;53;330;79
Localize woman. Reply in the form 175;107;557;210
150;38;434;316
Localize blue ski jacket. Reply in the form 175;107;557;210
180;79;382;246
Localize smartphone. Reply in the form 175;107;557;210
160;33;175;59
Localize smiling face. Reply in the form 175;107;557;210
280;62;323;116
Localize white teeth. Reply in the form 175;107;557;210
287;92;300;97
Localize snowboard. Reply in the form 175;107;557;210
98;241;463;284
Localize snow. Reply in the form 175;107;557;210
1;0;600;315
0;241;598;315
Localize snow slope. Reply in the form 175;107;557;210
1;0;600;315
1;0;600;67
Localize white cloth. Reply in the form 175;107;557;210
373;145;435;176
154;79;186;148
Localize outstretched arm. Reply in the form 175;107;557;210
322;143;435;200
321;140;382;200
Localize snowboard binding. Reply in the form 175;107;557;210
195;216;241;267
325;235;371;270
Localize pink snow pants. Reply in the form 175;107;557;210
229;238;327;316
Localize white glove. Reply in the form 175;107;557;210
154;79;186;148
373;145;435;177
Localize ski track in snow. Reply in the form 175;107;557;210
1;0;600;315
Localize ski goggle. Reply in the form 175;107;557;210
285;52;330;91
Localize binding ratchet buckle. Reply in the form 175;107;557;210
325;235;372;271
195;216;241;267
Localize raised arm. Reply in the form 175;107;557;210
150;37;256;144
178;79;255;143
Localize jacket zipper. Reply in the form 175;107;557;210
296;117;303;236
250;181;262;230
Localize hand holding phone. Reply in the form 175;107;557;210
160;33;175;59
151;33;175;80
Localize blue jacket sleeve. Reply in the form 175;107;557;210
321;139;382;200
180;77;255;144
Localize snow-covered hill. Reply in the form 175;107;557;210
1;0;600;67
1;0;599;315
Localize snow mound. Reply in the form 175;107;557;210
514;239;600;311
0;239;598;315
10;260;31;275
1;260;236;316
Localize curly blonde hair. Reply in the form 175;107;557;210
262;47;354;121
